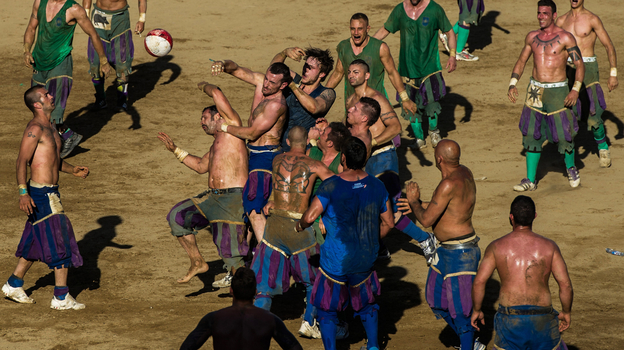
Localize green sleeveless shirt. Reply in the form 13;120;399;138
32;0;77;71
309;146;341;196
337;37;387;103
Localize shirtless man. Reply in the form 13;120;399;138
271;47;336;151
211;60;290;245
159;81;248;286
82;0;146;110
251;126;334;338
508;0;585;191
3;86;89;310
180;267;303;350
24;0;112;158
557;0;618;167
471;196;573;350
325;13;417;115
347;59;437;264
399;140;484;350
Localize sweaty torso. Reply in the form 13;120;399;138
557;10;598;57
248;88;287;147
529;28;571;82
28;120;62;185
432;165;476;242
492;232;557;307
208;133;248;189
272;151;325;214
92;0;129;11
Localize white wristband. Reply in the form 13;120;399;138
572;81;582;92
173;147;189;162
509;78;518;87
611;67;617;77
138;13;146;22
221;123;229;133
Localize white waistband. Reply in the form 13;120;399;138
567;56;596;63
371;144;395;157
530;79;567;89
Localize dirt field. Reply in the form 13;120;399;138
1;0;623;349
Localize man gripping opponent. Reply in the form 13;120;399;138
508;0;585;191
346;59;436;264
252;126;335;339
3;86;89;310
158;81;248;286
557;0;618;167
211;59;290;247
82;0;146;111
24;0;112;158
399;140;485;350
374;0;457;148
472;196;573;350
271;47;337;151
298;136;395;350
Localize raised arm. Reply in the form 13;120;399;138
551;244;573;332
157;132;211;174
23;0;40;68
271;47;305;78
71;4;112;76
405;180;452;228
593;16;618;91
324;57;344;89
379;43;417;114
471;243;497;331
564;34;584;107
211;60;265;86
289;84;336;115
197;82;242;126
508;33;534;103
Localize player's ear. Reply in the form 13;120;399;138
286;139;291;147
509;214;514;226
365;72;370;81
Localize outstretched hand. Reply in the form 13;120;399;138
72;166;90;178
157;132;177;152
211;61;225;76
284;47;306;62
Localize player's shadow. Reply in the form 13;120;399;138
185;259;227;297
129;55;181;105
467;11;510;52
396;137;416;182
24;215;131;297
439;86;474;136
438;278;500;348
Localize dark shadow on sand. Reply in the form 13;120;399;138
467;11;510;52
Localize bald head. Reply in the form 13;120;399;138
435;139;461;166
288;126;307;148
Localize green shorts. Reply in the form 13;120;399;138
31;54;73;124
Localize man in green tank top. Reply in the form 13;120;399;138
24;0;111;158
325;13;417;115
374;0;457;149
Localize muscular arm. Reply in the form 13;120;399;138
224;102;283;141
72;4;111;75
443;28;457;73
471;243;496;331
593;16;618;91
313;161;335;181
408;180;452;228
222;60;265;86
379;200;394;238
374;102;402;145
179;313;213;350
379;43;417;114
508;34;534;103
372;27;390;40
289;84;336;115
157;133;211;174
135;0;147;34
199;82;242;126
271;47;305;79
23;0;40;68
299;196;324;230
272;315;304;350
16;125;41;186
324;57;344;89
551;244;573;331
565;34;584;107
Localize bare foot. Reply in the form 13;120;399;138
177;262;209;283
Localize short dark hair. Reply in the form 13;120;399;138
327;122;351;152
24;85;44;112
268;62;293;86
510;195;536;226
231;267;257;301
349;59;369;74
350;13;369;25
537;0;556;14
202;105;218;116
342;136;367;170
359;97;381;126
305;47;334;82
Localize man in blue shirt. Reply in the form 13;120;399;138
297;136;395;350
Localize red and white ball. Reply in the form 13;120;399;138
144;29;173;57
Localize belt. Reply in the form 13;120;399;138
247;145;282;153
439;234;479;250
567;56;596;63
371;144;395;157
530;79;567;89
498;305;553;315
208;187;243;195
270;208;303;219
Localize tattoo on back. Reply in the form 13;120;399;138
567;46;582;62
532;35;561;52
273;155;312;194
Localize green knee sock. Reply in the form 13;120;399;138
456;25;470;52
564;150;576;169
429;113;439;131
593;125;609;150
526;151;541;183
410;121;424;140
453;22;460;34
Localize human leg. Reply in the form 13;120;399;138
3;258;35;304
50;266;84;310
176;234;209;283
251;241;290;311
248;210;267;243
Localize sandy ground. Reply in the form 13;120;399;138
1;0;624;349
